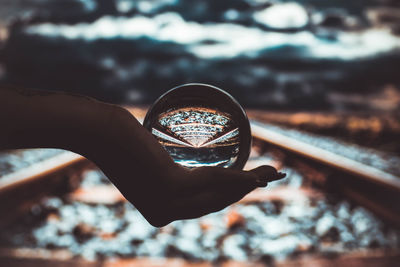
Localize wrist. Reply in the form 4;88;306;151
4;90;111;152
61;100;117;155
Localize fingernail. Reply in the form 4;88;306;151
267;172;286;182
278;172;286;178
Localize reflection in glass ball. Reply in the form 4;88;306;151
153;106;240;168
144;84;251;169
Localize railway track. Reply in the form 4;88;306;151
0;109;399;266
250;120;400;227
251;121;400;190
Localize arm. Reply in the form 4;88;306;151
0;86;285;227
0;85;176;175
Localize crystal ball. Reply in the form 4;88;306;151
143;83;251;169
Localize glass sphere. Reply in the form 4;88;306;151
143;83;251;169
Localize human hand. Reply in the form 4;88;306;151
145;165;286;226
84;106;285;227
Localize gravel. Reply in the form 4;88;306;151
1;165;399;263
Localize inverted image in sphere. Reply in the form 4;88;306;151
144;83;251;169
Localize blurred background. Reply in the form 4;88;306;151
1;0;400;153
1;0;400;109
0;0;400;266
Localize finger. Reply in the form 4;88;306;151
205;165;284;188
249;165;286;184
170;166;287;221
184;165;276;190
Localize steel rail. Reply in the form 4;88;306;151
0;152;85;193
250;120;400;191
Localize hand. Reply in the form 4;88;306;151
149;165;286;225
84;105;285;227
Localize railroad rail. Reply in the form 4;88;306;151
0;152;87;228
0;247;399;267
251;121;400;191
0;152;84;192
